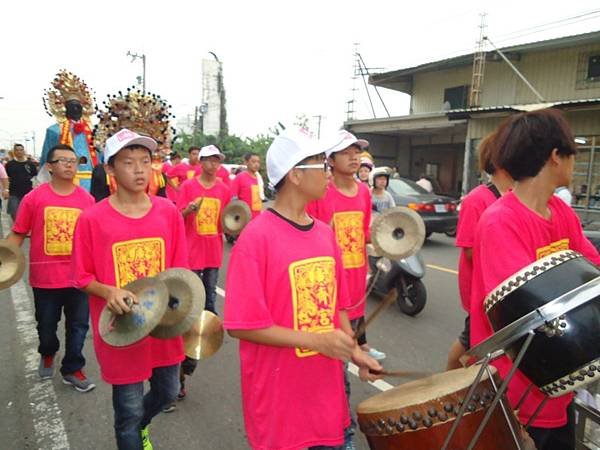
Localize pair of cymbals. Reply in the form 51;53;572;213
222;200;252;236
371;206;426;260
99;277;169;347
0;240;25;290
151;268;205;339
99;268;206;347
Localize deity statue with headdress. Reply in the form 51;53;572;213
41;70;99;191
91;87;176;200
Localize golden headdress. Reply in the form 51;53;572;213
94;87;175;149
43;70;95;121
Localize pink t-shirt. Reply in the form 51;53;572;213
71;196;189;385
224;210;351;450
177;178;231;269
455;184;499;311
215;165;231;187
306;180;371;320
169;162;202;186
231;171;262;218
471;192;600;428
162;162;179;203
13;183;94;288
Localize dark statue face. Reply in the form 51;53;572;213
65;100;83;121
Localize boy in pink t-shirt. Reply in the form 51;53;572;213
471;109;600;450
231;152;263;219
173;145;231;407
7;143;95;391
446;134;513;370
163;151;182;203
224;129;381;450
166;146;202;189
71;129;189;450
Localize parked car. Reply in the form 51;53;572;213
386;177;458;238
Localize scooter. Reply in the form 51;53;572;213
366;250;427;316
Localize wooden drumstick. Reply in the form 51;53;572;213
370;369;431;379
354;288;397;339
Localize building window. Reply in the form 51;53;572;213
588;55;600;80
443;85;470;110
576;52;600;89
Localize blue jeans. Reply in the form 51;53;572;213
193;268;219;314
33;287;89;375
112;364;180;450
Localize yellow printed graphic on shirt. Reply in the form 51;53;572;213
195;197;221;236
43;207;82;256
251;184;262;212
289;256;337;358
112;238;165;288
332;211;365;269
536;239;570;260
187;170;195;180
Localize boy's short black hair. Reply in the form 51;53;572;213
493;109;577;181
243;152;259;162
47;144;75;164
106;145;152;167
188;146;201;154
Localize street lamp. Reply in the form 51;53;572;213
127;51;146;93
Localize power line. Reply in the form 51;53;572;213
494;8;600;40
380;10;600;71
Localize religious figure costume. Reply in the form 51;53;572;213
93;87;175;198
41;70;99;191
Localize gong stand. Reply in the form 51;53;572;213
440;277;600;450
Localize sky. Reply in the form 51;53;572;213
1;0;600;156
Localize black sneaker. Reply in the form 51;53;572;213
162;403;177;413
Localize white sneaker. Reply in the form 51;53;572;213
367;348;386;361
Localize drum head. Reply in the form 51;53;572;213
358;366;494;414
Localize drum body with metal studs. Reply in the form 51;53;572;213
357;366;522;450
484;250;600;397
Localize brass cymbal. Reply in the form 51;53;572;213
99;277;169;347
371;206;426;260
0;240;25;290
183;310;224;360
221;200;251;236
150;268;205;339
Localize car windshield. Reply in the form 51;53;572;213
388;178;429;196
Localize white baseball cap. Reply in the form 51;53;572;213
104;128;157;161
323;129;369;157
199;145;225;161
267;129;324;186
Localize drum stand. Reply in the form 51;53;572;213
440;277;600;450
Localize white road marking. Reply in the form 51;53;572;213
426;264;458;275
215;286;393;392
3;214;70;450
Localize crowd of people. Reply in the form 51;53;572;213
3;107;599;450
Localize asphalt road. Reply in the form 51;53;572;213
0;215;464;450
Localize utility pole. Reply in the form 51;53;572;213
127;51;147;93
312;115;323;138
347;43;359;121
469;13;487;107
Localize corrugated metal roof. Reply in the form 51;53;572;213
445;98;600;119
371;30;600;87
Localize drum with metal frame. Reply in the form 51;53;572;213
484;250;600;397
357;366;523;450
